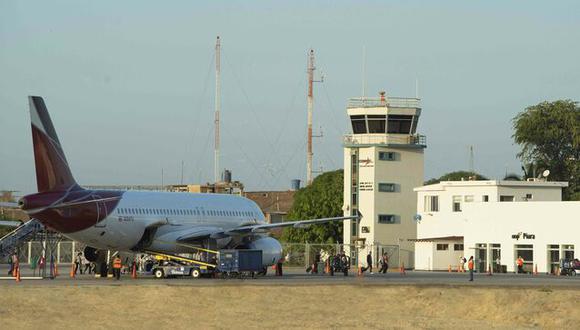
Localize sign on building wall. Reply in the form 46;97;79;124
359;182;373;191
511;232;536;240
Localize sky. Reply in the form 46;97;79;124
1;1;579;195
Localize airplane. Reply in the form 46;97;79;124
3;96;358;268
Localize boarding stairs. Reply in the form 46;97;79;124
0;219;44;260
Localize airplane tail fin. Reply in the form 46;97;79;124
28;96;80;192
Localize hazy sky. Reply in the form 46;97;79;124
1;1;579;195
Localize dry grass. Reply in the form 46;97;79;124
1;284;579;329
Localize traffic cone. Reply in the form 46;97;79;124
400;263;406;276
448;265;452;273
70;263;76;278
533;264;538;276
487;264;492;276
15;266;21;282
54;262;59;277
357;266;364;277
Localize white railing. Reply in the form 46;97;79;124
347;97;420;109
343;134;426;146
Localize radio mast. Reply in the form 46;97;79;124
214;36;221;184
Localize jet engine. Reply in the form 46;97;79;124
83;246;99;262
247;237;282;266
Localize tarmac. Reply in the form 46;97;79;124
1;265;579;288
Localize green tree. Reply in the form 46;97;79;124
512;100;580;200
425;171;488;185
281;170;344;243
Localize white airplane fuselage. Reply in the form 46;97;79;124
65;190;267;252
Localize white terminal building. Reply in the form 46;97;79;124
414;180;579;274
343;92;425;267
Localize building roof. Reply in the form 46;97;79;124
414;180;568;192
409;236;464;242
243;191;295;214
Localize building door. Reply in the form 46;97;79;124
475;243;487;273
547;245;560;274
515;244;533;273
491;244;501;273
562;245;575;260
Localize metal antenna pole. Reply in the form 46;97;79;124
307;49;315;186
214;36;221;184
469;145;474;173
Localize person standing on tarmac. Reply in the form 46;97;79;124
113;255;122;280
516;256;524;274
379;253;389;274
468;256;474;281
366;251;373;274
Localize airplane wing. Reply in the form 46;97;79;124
210;214;360;238
0;202;19;208
172;214;361;242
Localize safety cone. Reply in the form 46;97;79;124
448;265;452;273
357;266;364;277
400;263;406;276
487;264;492;276
15;266;21;283
131;263;137;279
533;264;538;276
70;263;76;278
54;263;59;277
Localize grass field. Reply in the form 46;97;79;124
2;284;579;329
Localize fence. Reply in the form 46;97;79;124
282;243;413;269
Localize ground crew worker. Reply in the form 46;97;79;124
379;253;389;274
468;256;474;281
366;251;373;274
113;255;122;280
516;256;524;274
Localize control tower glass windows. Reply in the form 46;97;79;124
350;115;367;134
367;115;386;133
387;115;413;134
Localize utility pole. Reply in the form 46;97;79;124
306;49;323;186
214;36;221;184
469;145;474;173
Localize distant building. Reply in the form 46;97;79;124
244;191;295;224
413;179;576;273
342;92;426;267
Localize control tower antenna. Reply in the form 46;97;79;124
469;145;475;173
306;49;323;185
214;36;221;184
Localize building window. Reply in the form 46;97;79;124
436;244;449;251
350;115;367;134
500;195;514;202
525;193;533;201
424;195;439;212
464;195;474;203
454;244;464;251
378;151;397;161
378;214;396;224
452;196;462;212
378;183;396;192
483;195;489;202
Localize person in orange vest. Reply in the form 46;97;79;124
112;255;122;280
468;256;474;282
516;256;524;274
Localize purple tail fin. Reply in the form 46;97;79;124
29;96;80;192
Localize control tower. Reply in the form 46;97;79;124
343;92;426;268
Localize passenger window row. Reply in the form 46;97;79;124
117;207;256;218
